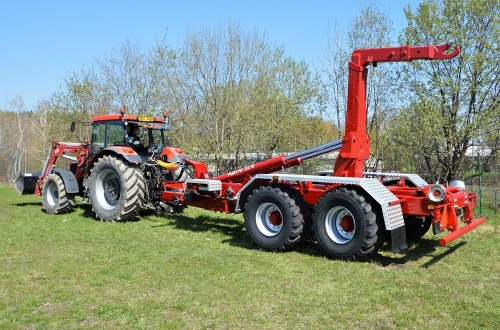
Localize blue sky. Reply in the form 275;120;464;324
0;0;422;111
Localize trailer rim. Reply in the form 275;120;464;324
255;202;283;237
325;206;356;244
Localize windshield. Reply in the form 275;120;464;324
125;120;169;155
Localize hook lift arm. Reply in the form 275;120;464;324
333;43;460;178
352;43;460;68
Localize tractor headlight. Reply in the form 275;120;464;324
428;184;446;202
450;180;466;191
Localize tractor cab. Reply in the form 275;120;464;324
90;113;173;160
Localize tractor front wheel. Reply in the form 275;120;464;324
89;155;145;221
314;188;380;260
42;173;75;214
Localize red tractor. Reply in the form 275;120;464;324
16;43;485;260
16;109;192;220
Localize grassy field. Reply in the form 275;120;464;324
0;184;499;329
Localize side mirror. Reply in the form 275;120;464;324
70;122;76;132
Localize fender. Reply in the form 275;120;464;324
161;146;187;163
51;168;80;193
104;146;143;164
88;146;143;170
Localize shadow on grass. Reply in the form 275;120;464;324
73;202;465;264
78;201;141;222
373;239;467;267
419;242;467;268
148;210;471;262
150;211;256;250
11;202;42;207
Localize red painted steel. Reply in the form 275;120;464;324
333;44;460;178
438;217;486;246
34;140;90;196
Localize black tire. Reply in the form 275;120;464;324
371;203;388;253
404;216;431;241
384;179;430;243
313;187;381;260
171;164;194;182
244;185;306;251
89;155;145;221
286;187;313;241
42;173;75;214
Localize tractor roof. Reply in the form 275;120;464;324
92;114;164;123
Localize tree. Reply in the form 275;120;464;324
389;0;500;183
166;23;261;173
48;68;112;142
27;100;53;168
12;95;27;176
166;22;325;174
322;21;349;133
0;96;44;181
322;3;397;170
248;48;325;157
96;38;174;115
0;110;18;181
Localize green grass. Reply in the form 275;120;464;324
0;184;499;329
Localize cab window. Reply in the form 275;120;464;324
91;120;125;152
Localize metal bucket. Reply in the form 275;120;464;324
13;172;41;195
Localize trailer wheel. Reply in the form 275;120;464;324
89;155;145;221
287;187;313;240
42;173;75;214
244;185;306;251
314;188;380;260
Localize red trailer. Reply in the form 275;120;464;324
158;43;485;259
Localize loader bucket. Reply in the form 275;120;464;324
13;172;41;195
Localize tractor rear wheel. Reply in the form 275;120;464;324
89;155;145;221
244;185;307;251
42;173;75;214
313;188;381;260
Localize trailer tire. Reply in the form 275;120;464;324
89;155;145;222
404;216;431;241
244;185;305;251
42;173;75;214
313;188;380;260
286;187;313;241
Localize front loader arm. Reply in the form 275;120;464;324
333;43;460;178
34;140;88;195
